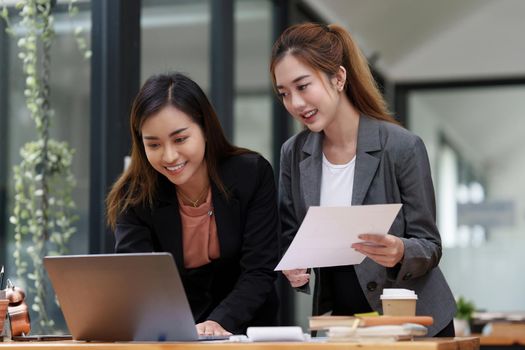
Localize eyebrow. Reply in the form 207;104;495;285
142;127;189;140
276;74;310;89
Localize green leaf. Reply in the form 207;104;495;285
26;76;36;87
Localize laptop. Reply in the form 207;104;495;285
44;253;230;342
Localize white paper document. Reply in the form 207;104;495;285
275;204;402;270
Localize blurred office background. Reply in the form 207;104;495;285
0;0;524;331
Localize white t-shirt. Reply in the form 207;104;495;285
320;153;356;207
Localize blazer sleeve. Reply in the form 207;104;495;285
207;157;279;331
278;140;299;255
390;136;442;282
114;206;155;253
277;140;311;294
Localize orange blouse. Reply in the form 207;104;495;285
178;188;220;269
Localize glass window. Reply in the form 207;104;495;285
1;0;91;331
141;0;211;90
234;0;272;161
409;86;525;312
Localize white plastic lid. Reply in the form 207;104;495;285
380;288;418;300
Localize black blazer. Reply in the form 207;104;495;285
114;153;279;333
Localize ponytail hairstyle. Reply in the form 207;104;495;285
106;72;250;229
270;22;397;124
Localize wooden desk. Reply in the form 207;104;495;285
480;336;525;346
479;335;525;349
0;337;479;350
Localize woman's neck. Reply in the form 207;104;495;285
176;162;210;202
323;94;360;149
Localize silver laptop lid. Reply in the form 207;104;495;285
44;253;199;341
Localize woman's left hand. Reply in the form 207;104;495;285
196;320;232;337
351;234;404;267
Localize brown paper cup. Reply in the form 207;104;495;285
382;298;417;316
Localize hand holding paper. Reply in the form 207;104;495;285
282;269;310;288
275;204;402;271
352;233;405;267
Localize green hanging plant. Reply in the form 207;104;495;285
1;0;89;333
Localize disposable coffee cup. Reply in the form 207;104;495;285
380;288;417;316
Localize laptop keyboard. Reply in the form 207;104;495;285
198;334;231;341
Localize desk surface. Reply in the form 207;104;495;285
0;337;479;350
479;335;525;346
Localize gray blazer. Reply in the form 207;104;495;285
279;115;456;336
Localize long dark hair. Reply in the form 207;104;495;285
270;23;397;124
106;72;249;228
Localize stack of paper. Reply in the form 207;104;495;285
309;315;434;331
326;324;428;342
246;327;306;342
309;315;432;342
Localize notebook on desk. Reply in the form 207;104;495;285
44;253;230;342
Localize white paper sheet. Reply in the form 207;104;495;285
246;327;305;342
275;204;402;270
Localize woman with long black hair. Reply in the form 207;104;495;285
106;72;279;336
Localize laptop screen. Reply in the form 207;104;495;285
44;253;204;341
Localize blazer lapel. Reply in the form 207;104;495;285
152;181;185;272
212;183;241;259
300;132;323;209
352;115;382;205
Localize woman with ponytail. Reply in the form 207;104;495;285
271;23;456;337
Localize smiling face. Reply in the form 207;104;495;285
274;53;342;133
141;105;207;190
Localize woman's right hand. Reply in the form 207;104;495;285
196;320;232;337
282;269;310;288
